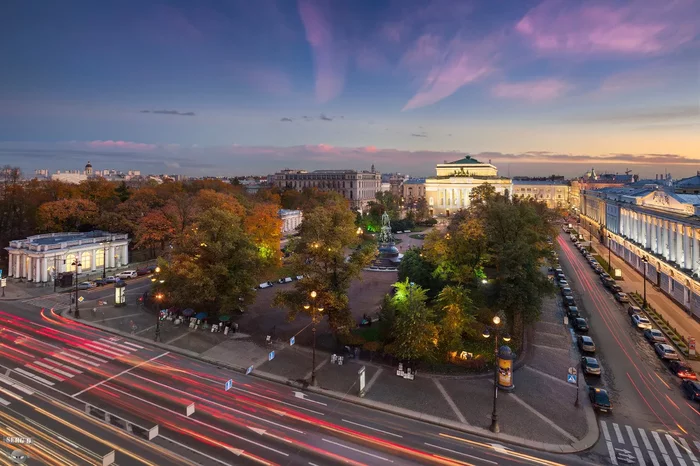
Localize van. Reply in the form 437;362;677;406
277;277;293;284
117;270;137;279
258;282;273;289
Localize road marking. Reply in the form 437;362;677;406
0;396;10;405
652;431;674;466
65;348;109;364
433;379;468;424
602;421;611;441
44;358;82;374
25;363;65;381
97;337;139;351
678;438;700;466
72;352;169;397
613;423;625;444
364;367;383;393
322;438;392;462
135;325;156;335
424;443;497;465
626;426;639;447
293;391;327;406
639;428;653;450
509;392;577;442
14;367;54;386
97;313;143;323
0;375;34;395
32;360;75;378
158;434;239;466
341;419;403;438
119;340;144;350
666;434;688;466
304;358;329;381
85;341;128;357
53;353;95;370
624;426;646;466
165;331;192;345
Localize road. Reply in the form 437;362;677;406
557;233;700;466
0;298;593;465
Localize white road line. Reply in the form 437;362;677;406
97;338;139;351
57;352;99;368
602;421;611;441
624;426;646;466
65;348;109;363
25;364;64;381
323;438;392;462
679;438;700;466
0;375;34;395
14;367;54;386
613;423;625;444
364;367;383;393
433;379;468;424
0;396;10;406
134;325;156;335
0;387;22;402
86;339;130;354
341;419;403;438
652;431;674;466
72;352;169;397
32;361;75;378
639;429;653;450
607;441;618;466
43;358;82;374
424;443;498;465
97;313;143;323
648;450;660;466
84;342;127;357
50;355;91;371
509;393;577;442
695;441;700;453
626;426;639;448
666;434;688;466
118;340;144;350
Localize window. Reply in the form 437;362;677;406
81;251;91;271
96;248;105;267
65;253;76;272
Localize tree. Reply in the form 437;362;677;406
37;198;99;232
135;210;175;255
435;285;476;360
388;279;437;362
274;201;375;334
115;181;131;202
195;189;245;218
415;197;429;222
157;208;263;316
79;178;119;210
469;183;496;205
397;247;444;298
280;188;303;210
243;203;283;271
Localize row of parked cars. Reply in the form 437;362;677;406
565;233;700;408
257;275;304;289
77;266;158;289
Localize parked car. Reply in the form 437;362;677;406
654;343;680;360
609;285;623;293
599;272;611;281
631;314;653;330
147;265;158;273
669;361;697;380
567;306;580;319
615;292;630;303
593;266;604;274
627;305;643;316
643;328;667;344
277;277;293;284
561;287;572;296
589;387;612;412
680;380;700;401
581;356;601;376
104;276;118;283
578;335;596;353
558;280;569;288
94;278;108;287
573;318;589;333
117;270;137;279
258;281;274;289
136;267;151;276
563;295;576;307
77;281;95;290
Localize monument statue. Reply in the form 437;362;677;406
370;211;402;270
378;211;394;244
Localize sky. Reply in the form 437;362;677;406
0;0;698;178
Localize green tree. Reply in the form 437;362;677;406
435;285;476;360
388;279;437;361
274;201;375;334
115;181;131;202
157;208;262;316
414;197;430;222
397;247;444;298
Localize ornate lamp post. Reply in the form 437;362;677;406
642;255;649;307
100;239;112;279
607;233;612;273
151;266;164;341
304;291;324;387
482;314;511;433
72;259;82;318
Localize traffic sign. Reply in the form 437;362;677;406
246;365;254;375
268;351;275;361
567;367;577;376
567;374;577;384
225;379;233;391
78;296;84;303
289;336;295;346
1;279;6;287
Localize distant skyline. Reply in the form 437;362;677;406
1;0;698;178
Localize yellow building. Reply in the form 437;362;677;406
511;180;570;209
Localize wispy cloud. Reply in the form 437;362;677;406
491;78;570;101
298;0;347;103
575;105;699;124
85;140;158;150
411;132;428;138
515;0;700;56
140;109;196;116
280;117;293;122
319;113;333;121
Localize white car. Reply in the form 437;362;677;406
117;270;137;279
631;314;652;330
655;343;680;360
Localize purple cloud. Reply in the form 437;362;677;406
516;0;699;56
492;78;570;101
298;0;347;103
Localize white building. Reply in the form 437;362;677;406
279;209;303;235
582;184;700;318
512;179;571;209
5;231;130;283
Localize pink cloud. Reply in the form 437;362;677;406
491;79;570;101
86;140;157;150
516;0;699;56
298;0;347;103
402;35;497;111
400;34;442;69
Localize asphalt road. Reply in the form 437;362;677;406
0;298;594;466
556;232;700;466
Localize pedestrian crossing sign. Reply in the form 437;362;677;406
225;379;233;391
567;373;577;384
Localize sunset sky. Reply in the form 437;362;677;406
0;0;698;178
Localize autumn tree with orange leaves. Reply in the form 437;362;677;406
37;199;99;232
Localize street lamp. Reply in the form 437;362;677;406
72;259;82;318
305;290;323;387
607;233;612;273
154;292;164;342
356;227;363;236
482;314;511;433
100;239;111;279
642;255;649;307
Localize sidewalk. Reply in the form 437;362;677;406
68;293;599;454
586;232;700;342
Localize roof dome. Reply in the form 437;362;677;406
85;161;93;168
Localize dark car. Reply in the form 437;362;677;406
599;272;611;281
563;295;576;306
573;318;589;333
567;306;580;319
136;267;151;276
94;278;108;287
609;284;623;293
147;265;158;273
681;380;700;401
589;387;612;412
602;278;616;289
670;361;697;380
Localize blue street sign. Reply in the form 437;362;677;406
567;374;577;384
268;351;275;361
225;379;233;391
246;365;254;375
290;336;295;346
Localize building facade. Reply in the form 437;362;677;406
279;209;303;235
272;167;381;210
512;180;570;209
581;185;700;319
402;178;427;204
424;157;512;216
570;170;635;213
5;231;130;283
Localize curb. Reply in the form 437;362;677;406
64;314;599;454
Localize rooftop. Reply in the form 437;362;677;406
442;156;482;165
404;178;426;184
512;180;569;186
28;231;116;246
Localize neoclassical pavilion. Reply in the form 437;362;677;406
6;231;130;282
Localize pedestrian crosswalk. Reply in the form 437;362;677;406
601;420;700;466
24;294;72;312
10;337;144;387
0;373;35;406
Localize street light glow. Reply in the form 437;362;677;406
303;303;310;310
492;316;501;325
482;329;491;339
503;334;512;342
310;290;317;299
155;266;161;273
481;279;488;284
